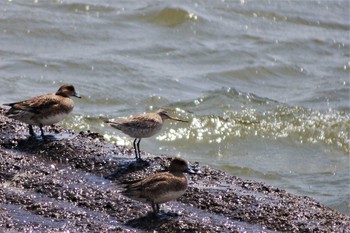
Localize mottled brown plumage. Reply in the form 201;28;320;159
105;109;188;160
4;84;80;137
121;157;194;214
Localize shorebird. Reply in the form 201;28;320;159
105;109;188;160
4;84;81;138
121;157;194;215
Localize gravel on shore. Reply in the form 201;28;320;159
0;109;349;232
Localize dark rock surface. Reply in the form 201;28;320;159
0;108;349;232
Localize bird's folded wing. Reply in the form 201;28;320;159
7;95;61;114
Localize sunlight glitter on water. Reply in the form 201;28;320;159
153;106;350;153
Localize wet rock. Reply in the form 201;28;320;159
0;108;349;232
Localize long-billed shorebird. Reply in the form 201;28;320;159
121;157;194;215
4;84;81;138
105;109;188;160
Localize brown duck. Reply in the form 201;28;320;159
4;84;80;137
121;157;194;215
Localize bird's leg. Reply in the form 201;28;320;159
28;125;35;137
151;202;159;216
136;138;142;159
39;124;45;138
133;138;138;159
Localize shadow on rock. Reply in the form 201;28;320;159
12;132;71;152
16;136;47;150
105;159;151;180
14;136;62;153
125;211;178;231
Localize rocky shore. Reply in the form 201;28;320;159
0;108;349;232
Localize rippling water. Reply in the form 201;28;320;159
1;0;349;215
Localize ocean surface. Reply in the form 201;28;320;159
0;0;349;215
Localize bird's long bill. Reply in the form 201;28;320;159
168;115;188;123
